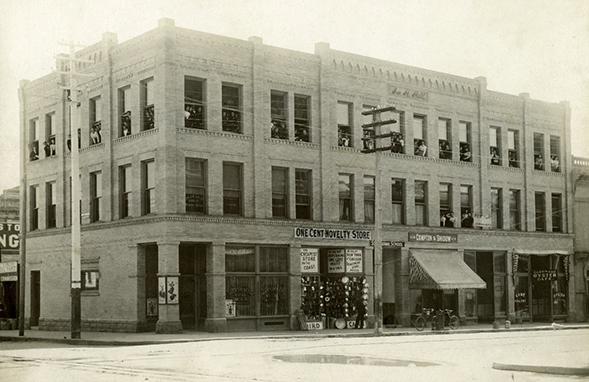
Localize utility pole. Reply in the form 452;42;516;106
361;105;396;335
56;41;93;339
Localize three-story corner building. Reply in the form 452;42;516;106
18;18;576;334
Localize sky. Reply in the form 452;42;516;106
0;0;587;193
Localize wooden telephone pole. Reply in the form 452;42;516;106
361;105;397;335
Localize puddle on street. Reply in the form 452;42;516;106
273;354;439;367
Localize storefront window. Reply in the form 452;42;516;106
300;248;368;327
225;246;288;318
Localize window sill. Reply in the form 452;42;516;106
82;290;100;296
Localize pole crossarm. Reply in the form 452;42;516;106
362;119;397;128
361;105;397;115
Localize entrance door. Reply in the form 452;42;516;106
179;244;207;331
179;275;196;330
30;271;40;327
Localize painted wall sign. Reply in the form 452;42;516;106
345;249;363;273
388;85;428;101
0;223;20;250
327;249;345;273
300;248;319;273
295;227;371;240
408;232;458;243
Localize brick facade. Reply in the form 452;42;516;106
18;18;577;333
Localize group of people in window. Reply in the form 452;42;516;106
440;210;474;228
534;153;560;172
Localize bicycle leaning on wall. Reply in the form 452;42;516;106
412;308;460;331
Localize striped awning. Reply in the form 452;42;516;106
409;250;486;290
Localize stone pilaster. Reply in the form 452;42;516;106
204;242;227;332
155;241;182;333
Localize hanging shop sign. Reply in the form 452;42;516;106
0;223;20;250
408;232;457;243
294;227;372;240
533;270;557;281
473;216;492;229
300;248;319;273
369;240;404;247
0;261;18;282
327;249;345;273
345;249;363;273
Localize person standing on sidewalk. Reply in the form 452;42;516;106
354;297;367;329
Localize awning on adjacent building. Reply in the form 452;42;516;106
513;249;571;256
409;250;486;290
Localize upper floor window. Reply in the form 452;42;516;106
222;84;241;133
362;105;376;151
391;179;404;224
142;160;155;215
550;136;561;172
460;185;473;228
46;182;56;228
120;165;132;218
459;122;472;162
535;192;546;231
490;126;501;165
438;118;452;160
533;133;545;170
44;113;56;157
271;91;288;139
294;95;310;142
439;183;455;227
186;158;206;214
551;193;562;232
223;162;242;216
339;174;352;221
89;98;102;145
185;77;205;129
337;102;352;147
119;86;132;136
413;115;427;157
30;185;39;231
272;167;288;218
29;119;39;161
491;188;502;229
508;129;519;168
141;78;155;131
389;110;405;154
90;171;102;223
509;189;521;231
415;180;427;226
364;176;375;223
295;169;311;220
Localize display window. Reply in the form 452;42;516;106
225;246;289;318
299;247;368;329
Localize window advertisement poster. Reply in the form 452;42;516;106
346;249;363;273
147;298;158;317
225;299;236;317
166;276;179;304
158;277;167;304
300;248;319;273
327;249;345;273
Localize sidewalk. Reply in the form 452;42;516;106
2;322;589;376
1;321;588;346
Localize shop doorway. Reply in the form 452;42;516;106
30;271;40;327
179;244;207;331
464;251;506;322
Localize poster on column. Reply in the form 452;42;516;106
346;249;363;273
167;276;179;304
158;277;167;304
300;248;319;273
327;249;345;273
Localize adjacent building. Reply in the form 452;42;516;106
0;186;20;320
18;19;577;333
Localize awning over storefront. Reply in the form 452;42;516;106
409;250;486;290
513;249;571;256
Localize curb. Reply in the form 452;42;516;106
1;325;588;347
493;362;589;376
